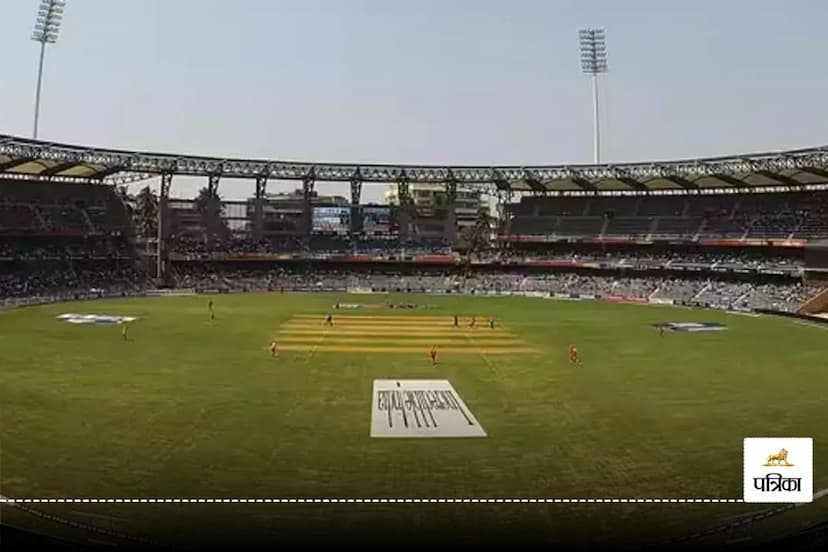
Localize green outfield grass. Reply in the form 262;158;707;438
0;292;826;547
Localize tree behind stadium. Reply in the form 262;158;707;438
194;186;230;242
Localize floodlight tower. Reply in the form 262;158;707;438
31;0;66;139
579;28;608;164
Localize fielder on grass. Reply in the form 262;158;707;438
569;344;579;365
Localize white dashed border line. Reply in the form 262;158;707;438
0;497;745;504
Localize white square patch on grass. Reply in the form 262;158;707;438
57;313;137;325
370;379;486;438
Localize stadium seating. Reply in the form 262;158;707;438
651;217;703;238
0;203;40;232
505;190;828;240
0;179;132;237
701;215;747;238
1;178;825;316
603;217;653;237
555;216;603;236
586;197;640;217
637;196;685;217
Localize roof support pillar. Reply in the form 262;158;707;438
254;175;267;242
350;177;362;243
397;178;410;246
156;172;173;282
444;175;457;247
302;176;315;247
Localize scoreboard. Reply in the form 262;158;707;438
362;206;392;236
312;207;350;235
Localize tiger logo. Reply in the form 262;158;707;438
763;448;794;467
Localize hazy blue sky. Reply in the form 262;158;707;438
2;0;828;201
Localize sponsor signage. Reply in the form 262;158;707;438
347;287;376;294
57;313;137;325
652;322;727;332
602;294;649;304
744;438;813;503
525;260;581;267
412;254;457;264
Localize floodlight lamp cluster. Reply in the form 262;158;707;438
32;0;66;44
579;28;608;74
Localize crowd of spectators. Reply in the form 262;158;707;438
1;233;803;276
0;265;145;307
167;265;821;314
0;237;135;260
164;235;805;274
168;235;453;259
168;236;293;258
491;247;804;272
0;256;820;314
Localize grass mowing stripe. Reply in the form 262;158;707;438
281;322;495;329
293;315;458;319
278;335;526;347
280;324;513;337
291;317;455;323
276;345;540;354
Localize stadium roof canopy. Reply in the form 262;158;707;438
2;134;828;192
